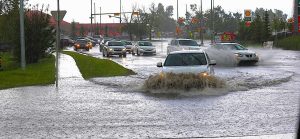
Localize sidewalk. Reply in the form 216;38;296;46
200;133;296;139
57;53;87;87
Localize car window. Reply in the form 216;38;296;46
222;44;247;50
139;42;153;46
108;42;123;46
171;40;175;45
76;39;87;44
164;53;207;66
178;40;198;46
125;42;132;45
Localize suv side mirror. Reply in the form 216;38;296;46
209;60;216;65
157;62;163;67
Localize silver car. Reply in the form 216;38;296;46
167;39;202;54
213;43;259;65
131;41;156;56
102;41;127;57
157;50;216;75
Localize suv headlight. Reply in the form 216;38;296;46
109;48;113;51
235;53;243;57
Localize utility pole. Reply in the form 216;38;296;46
210;0;214;43
90;0;93;36
19;0;26;69
120;0;122;23
94;2;96;27
294;0;299;34
200;0;204;45
56;0;61;88
177;0;179;21
100;7;102;35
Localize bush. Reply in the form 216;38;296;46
0;4;55;64
277;35;300;50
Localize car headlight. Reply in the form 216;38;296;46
122;48;126;51
235;53;243;57
199;72;209;77
109;48;113;51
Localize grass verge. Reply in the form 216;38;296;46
0;54;55;90
63;51;135;79
277;36;300;50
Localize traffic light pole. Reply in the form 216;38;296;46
294;0;299;34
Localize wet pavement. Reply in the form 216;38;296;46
0;42;299;138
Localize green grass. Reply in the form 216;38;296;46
0;52;19;70
277;36;300;50
63;51;135;79
0;54;55;90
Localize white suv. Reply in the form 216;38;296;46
213;43;259;65
167;39;202;54
157;50;216;75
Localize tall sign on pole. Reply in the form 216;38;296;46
51;6;66;88
244;9;252;22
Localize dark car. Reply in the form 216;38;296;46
73;39;92;51
60;38;74;47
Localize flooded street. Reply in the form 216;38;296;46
0;42;299;138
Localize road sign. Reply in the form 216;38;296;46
244;9;251;17
51;10;67;22
245;21;251;27
244;9;252;22
298;16;300;32
244;17;252;22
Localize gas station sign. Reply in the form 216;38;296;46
244;9;252;22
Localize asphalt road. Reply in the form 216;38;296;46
0;43;299;138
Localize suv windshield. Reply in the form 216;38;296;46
219;44;248;50
108;41;123;46
164;53;207;66
139;42;153;46
125;41;132;45
76;39;87;44
178;40;198;46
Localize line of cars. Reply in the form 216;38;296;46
100;39;156;57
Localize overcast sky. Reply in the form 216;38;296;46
28;0;294;23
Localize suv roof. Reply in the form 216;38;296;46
170;50;205;54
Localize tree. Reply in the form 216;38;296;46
249;14;263;43
22;6;55;63
70;20;77;39
79;26;85;36
262;10;271;42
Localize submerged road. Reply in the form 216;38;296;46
0;42;299;138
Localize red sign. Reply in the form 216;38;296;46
220;32;236;42
298;16;300;32
245;21;251;27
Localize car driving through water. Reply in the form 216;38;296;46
102;41;127;57
212;43;259;65
157;50;216;76
131;41;156;56
167;39;202;54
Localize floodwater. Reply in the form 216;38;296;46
0;42;299;138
